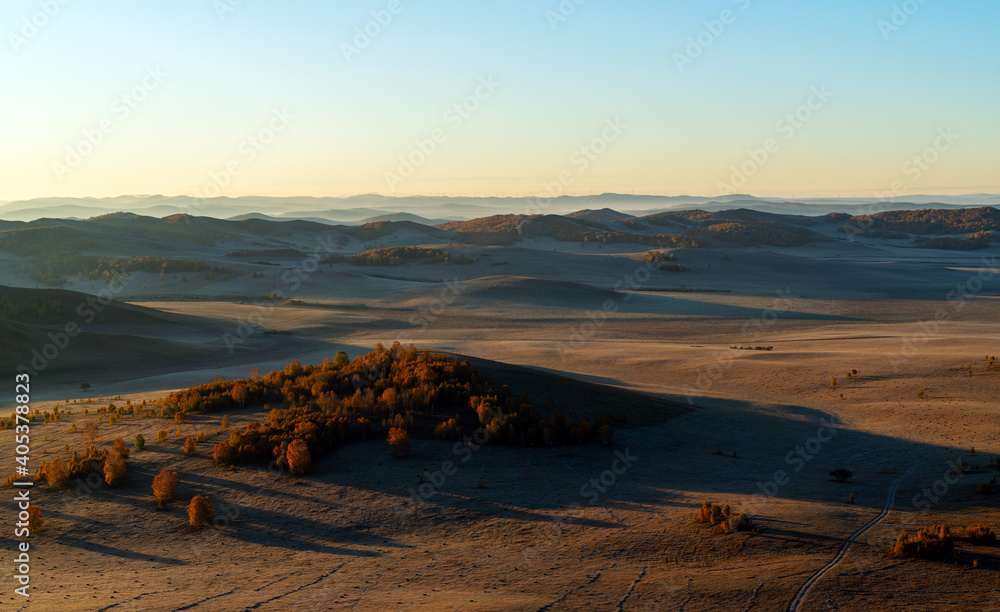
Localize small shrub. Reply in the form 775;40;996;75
977;478;996;495
724;513;754;533
134;433;145;451
26;505;43;532
830;468;853;482
187;495;213;529
157;430;167;442
184;437;197;456
221;415;230;428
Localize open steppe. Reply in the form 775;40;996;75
0;208;998;610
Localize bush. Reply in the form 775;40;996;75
956;526;997;545
184;437;197;456
388;427;410;458
889;525;955;561
830;468;853;482
134;433;145;451
152;469;178;508
286;439;311;475
696;501;729;526
976;477;996;495
724;513;754;533
433;418;461;440
187;495;213;529
157;430;167;442
103;451;127;487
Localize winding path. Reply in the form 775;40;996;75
786;465;917;612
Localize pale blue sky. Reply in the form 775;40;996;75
1;0;997;200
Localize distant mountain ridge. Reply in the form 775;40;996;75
1;193;996;223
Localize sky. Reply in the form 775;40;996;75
1;0;998;202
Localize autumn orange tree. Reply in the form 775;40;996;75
187;495;213;529
42;457;70;489
286;439;311;474
112;438;130;459
103;451;126;487
152;469;179;509
388;427;410;458
184;437;197;456
82;420;99;443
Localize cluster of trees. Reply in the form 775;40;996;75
157;344;613;470
0;294;67;323
846;207;1000;236
916;231;995;251
35;446;109;488
344;222;398;242
695;501;754;533
322;247;447;267
888;524;997;562
41;255;209;285
226;248;305;258
438;214;701;249
643;251;677;263
692;221;815;247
